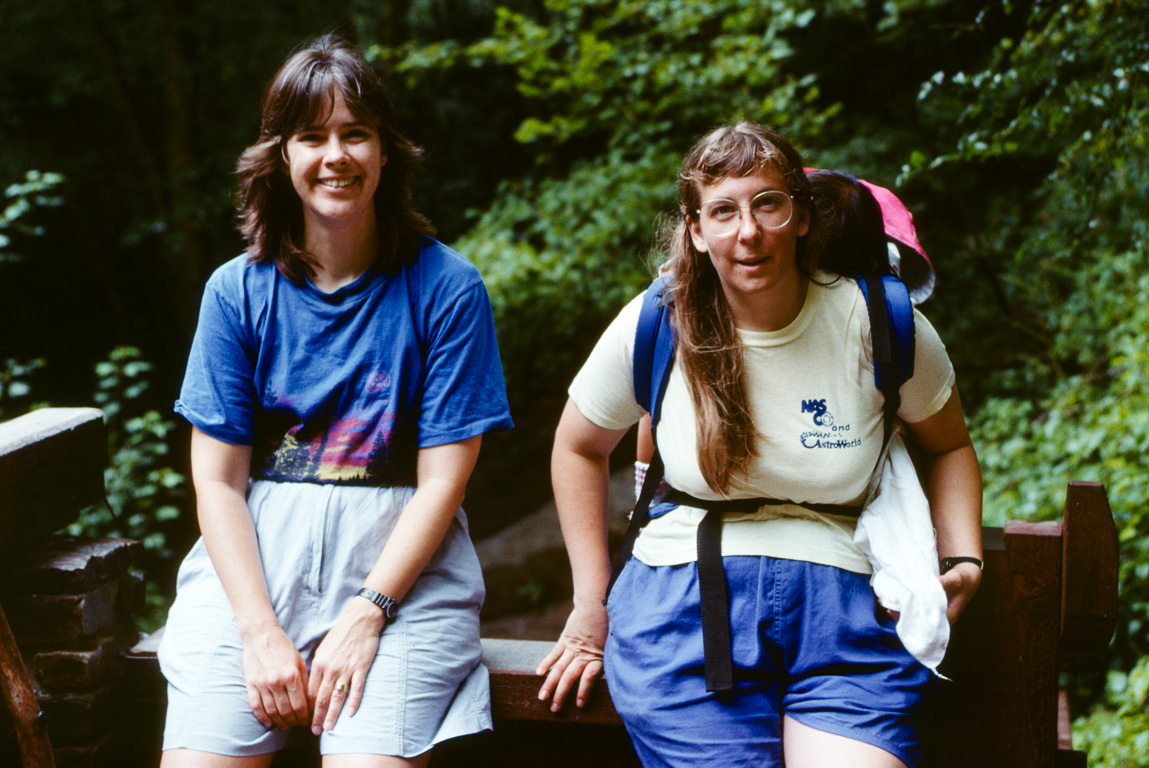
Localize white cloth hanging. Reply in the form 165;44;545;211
854;423;950;674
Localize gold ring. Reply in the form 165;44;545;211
335;682;347;693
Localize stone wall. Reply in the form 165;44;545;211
3;537;143;767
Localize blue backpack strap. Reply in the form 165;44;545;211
633;276;676;423
607;278;677;601
859;275;915;436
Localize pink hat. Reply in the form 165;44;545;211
805;168;937;304
855;178;935;303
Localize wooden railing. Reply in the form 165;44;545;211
0;409;1120;768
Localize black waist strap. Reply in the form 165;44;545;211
696;509;732;691
663;489;863;519
606;479;863;693
674;491;862;692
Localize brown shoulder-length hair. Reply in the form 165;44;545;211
660;122;823;494
236;33;433;283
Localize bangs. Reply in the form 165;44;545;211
690;130;781;186
678;123;811;212
264;58;382;137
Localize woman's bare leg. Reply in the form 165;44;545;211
160;751;276;768
323;751;431;768
783;715;908;768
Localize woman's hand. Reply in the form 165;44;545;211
241;623;311;729
536;599;608;711
307;599;385;735
940;561;982;625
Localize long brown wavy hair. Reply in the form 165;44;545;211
661;122;822;494
236;34;433;283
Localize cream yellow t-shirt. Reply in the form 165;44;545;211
569;273;956;573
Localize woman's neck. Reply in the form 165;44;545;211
304;213;380;293
726;273;809;332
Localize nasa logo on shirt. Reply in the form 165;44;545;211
801;398;833;426
799;398;860;450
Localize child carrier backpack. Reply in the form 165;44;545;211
607;173;931;692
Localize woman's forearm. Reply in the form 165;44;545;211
190;429;279;638
552;442;614;606
551;399;629;606
358;436;482;603
926;443;984;561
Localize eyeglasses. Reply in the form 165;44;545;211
696;190;797;238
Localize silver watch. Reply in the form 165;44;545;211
357;587;399;620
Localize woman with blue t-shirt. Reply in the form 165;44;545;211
158;34;512;766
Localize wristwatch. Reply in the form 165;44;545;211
357;587;399;622
940;556;984;575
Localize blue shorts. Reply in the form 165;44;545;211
604;556;934;768
159;481;491;757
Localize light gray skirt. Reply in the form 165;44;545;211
159;481;490;757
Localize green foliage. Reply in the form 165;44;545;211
970;248;1149;660
914;2;1144;342
1073;655;1149;768
67;347;185;631
914;0;1149;664
0;358;47;417
382;0;845;459
0;170;63;262
912;1;1149;738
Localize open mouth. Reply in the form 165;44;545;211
318;177;358;189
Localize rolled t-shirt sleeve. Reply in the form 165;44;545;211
898;307;957;424
417;281;514;448
568;294;648;431
174;273;258;445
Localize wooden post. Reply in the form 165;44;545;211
1059;481;1119;669
0;602;56;768
1003;519;1064;768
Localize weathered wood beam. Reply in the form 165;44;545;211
0;408;106;557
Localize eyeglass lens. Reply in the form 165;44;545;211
700;191;793;236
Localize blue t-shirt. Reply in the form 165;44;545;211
176;237;513;486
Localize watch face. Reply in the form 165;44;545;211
382;598;399;619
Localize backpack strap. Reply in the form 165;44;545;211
633;275;676;422
607;278;676;599
859;274;915;440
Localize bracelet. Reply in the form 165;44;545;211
356;588;399;621
940;556;983;575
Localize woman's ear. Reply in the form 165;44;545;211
795;205;810;238
688;216;709;253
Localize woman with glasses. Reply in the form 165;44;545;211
537;122;982;767
158;34;512;767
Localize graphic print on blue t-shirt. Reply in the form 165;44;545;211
799;398;861;450
255;405;414;484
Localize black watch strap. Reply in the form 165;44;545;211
940;556;983;575
357;587;399;620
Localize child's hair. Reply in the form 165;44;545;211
806;169;889;280
236;33;433;283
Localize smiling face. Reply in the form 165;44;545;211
283;89;386;233
687;165;810;330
